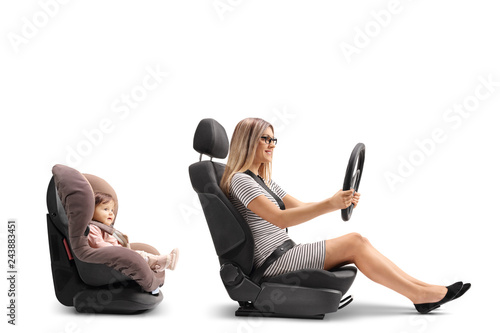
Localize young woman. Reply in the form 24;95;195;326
220;117;470;314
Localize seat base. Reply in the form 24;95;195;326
235;302;325;320
73;288;163;314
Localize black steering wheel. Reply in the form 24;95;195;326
341;143;365;221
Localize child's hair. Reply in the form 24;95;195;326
94;192;114;206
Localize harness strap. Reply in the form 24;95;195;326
88;220;129;248
89;220;114;234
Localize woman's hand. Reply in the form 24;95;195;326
352;192;361;209
330;189;355;210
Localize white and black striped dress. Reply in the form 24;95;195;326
230;172;326;277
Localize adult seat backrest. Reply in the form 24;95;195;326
188;118;254;275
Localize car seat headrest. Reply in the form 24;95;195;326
52;164;121;244
193;118;229;159
82;173;119;222
52;164;96;240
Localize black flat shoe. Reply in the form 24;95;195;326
453;282;471;300
414;282;463;314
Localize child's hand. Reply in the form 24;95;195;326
352;192;361;209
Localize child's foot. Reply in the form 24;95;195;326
151;254;171;272
166;248;179;271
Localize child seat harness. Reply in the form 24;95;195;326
87;221;129;248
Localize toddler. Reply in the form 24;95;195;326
88;192;178;272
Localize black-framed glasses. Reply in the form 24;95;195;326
261;135;278;145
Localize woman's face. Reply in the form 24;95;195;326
253;126;276;165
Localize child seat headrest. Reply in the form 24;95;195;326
193;118;229;159
82;173;119;225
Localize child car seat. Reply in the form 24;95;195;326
188;118;357;319
46;164;164;313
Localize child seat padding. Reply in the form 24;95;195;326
52;164;164;292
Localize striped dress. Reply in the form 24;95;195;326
230;172;326;277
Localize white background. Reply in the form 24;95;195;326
1;1;499;332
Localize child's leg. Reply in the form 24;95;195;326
135;250;161;271
135;250;150;262
135;249;179;272
136;250;169;272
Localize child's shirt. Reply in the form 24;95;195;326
88;224;121;248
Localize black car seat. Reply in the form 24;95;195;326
46;164;164;313
188;118;357;319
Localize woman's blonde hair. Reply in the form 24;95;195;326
220;118;274;197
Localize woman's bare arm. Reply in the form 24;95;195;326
282;194;310;209
247;189;355;229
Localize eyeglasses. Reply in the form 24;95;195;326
260;135;278;145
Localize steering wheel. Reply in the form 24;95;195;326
341;143;365;221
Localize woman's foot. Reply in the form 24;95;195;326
453;282;471;300
414;282;464;314
412;285;448;304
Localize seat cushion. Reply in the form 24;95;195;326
262;266;357;296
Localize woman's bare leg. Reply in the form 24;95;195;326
324;233;446;304
363;238;436;288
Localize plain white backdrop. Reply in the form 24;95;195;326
1;1;499;332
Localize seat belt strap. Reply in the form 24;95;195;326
244;170;285;210
244;170;288;233
250;239;295;284
244;170;294;283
